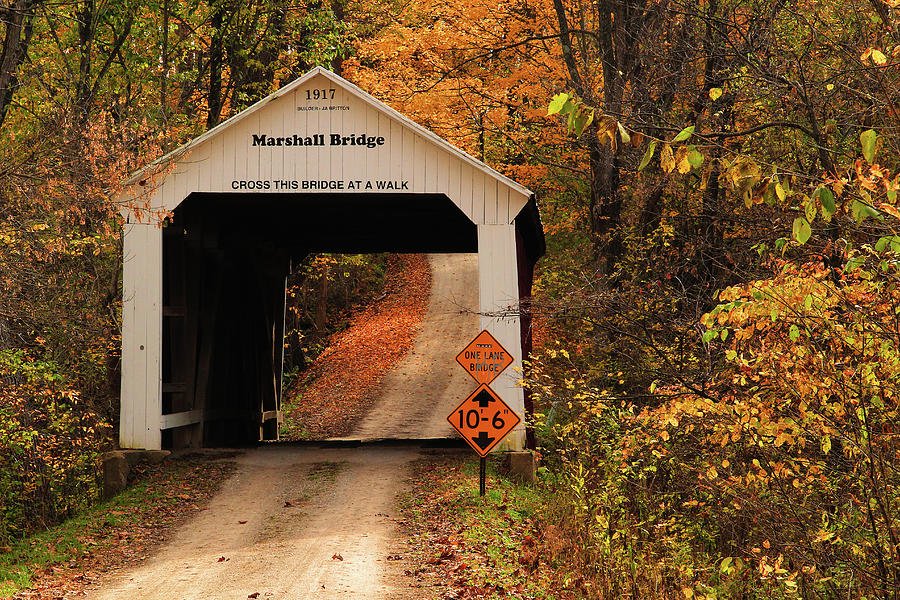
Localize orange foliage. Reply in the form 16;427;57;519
283;255;431;439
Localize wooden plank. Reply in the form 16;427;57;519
261;410;282;423
472;170;486;224
424;138;438;192
121;218;164;450
459;163;474;222
256;109;273;184
162;306;185;317
498;184;511;224
160;409;203;430
391;117;403;183
146;219;163;450
120;221;143;448
482;174;499;224
448;151;462;214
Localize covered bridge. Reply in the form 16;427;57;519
117;67;544;450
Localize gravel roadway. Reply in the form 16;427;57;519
84;253;479;599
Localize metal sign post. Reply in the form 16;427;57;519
479;457;486;496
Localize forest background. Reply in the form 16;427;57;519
0;0;897;597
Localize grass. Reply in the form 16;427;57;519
401;452;566;599
0;480;157;597
306;461;346;483
0;458;235;599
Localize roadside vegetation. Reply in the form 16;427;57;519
0;456;234;598
0;0;896;597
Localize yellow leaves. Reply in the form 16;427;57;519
813;528;836;543
860;47;888;65
676;146;692;174
878;203;900;220
660;143;675;173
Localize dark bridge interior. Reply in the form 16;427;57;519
161;192;542;449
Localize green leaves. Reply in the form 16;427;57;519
792;217;812;244
547;93;570;115
638;141;657;172
860;129;878;163
672;125;695;143
851;199;881;223
616;122;631;145
816;186;836;219
570;109;594;136
687;148;704;169
845;255;866;272
875;236;900;252
548;92;594;136
775;181;787;202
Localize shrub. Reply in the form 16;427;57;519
0;350;107;545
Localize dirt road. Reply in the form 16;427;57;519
86;444;437;599
85;254;478;599
342;253;479;440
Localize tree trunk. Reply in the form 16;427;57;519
0;0;36;130
207;4;226;128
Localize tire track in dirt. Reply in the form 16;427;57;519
84;445;435;600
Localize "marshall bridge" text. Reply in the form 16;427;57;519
251;133;386;148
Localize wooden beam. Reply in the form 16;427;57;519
160;409;202;430
261;410;282;424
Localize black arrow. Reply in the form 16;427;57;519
473;389;495;408
471;431;495;451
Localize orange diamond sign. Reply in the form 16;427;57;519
456;330;514;385
447;384;521;457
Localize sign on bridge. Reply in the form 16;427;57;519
455;330;513;385
447;384;521;457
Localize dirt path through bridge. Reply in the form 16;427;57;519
84;254;480;599
85;444;438;599
339;253;479;440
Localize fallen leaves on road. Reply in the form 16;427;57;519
282;254;431;439
9;457;236;599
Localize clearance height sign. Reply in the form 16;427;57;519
448;330;520;458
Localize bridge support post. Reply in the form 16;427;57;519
120;220;163;450
477;223;526;451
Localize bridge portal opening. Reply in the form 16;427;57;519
161;192;478;448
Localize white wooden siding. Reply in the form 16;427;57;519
122;70;530;225
119;68;533;451
120;220;163;450
477;224;526;450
